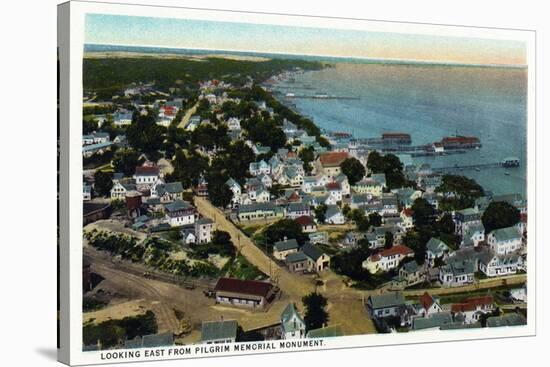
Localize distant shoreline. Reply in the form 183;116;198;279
84;43;527;70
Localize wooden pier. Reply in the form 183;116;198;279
432;162;518;173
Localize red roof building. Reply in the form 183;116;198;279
214;278;276;309
379;245;414;258
319;152;349;167
419;292;435;310
451;295;494;313
135;165;160;176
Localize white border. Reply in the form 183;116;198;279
61;1;536;365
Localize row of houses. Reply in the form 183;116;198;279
366;291;526;332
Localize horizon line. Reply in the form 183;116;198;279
84;42;528;69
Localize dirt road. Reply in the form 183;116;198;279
194;196;376;335
177;102;199;129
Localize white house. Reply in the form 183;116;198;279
326;182;344;202
134;163;160;187
273;239;299;260
438;260;476;287
415;292;443;317
425;238;451;267
195;217;214;244
201;320;237;344
461;223;485;247
325;205;345;224
253;188;271;203
249;160;271;176
451;296;494;324
334;173;351;196
226;117;241;131
352;178;383;197
280;303;306;339
362;245;414;274
479;252;522;277
400;208;415;230
487;226;522;255
110;181;136;200
113;111;133;126
164;200;196;227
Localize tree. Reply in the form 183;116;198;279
384;231;394;249
435;213;456;234
366;151;385;174
112;148;141;175
298;147;315;174
314;204;327;224
169;150;208;189
93;171;113;197
126;112;165;155
368;212;382;227
331;243;372;282
366;152;407;189
340;157;366;185
265;219;307;247
206;171;233;208
411;198;436;227
83;118;98;134
482;201;520;234
302;293;329;331
436;175;484;211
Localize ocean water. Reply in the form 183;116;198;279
274;63;528;196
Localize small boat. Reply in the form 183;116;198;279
475;168;481;172
505;171;510;176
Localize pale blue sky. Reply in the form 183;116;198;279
85;14;526;65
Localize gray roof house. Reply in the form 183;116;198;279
367;292;406;318
201;320;238;344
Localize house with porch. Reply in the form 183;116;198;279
438;259;476;287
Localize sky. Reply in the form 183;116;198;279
84;14;526;66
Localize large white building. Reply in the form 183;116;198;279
487;226;522;255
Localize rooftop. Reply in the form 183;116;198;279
201;320;238;342
214;278;273;298
368;292;406;309
319;152;348;167
306;325;343;338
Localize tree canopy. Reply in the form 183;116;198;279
112;148;141;176
436;175;484;211
366;151;408;189
482;201;520;234
93;171;113;197
340;157;366;185
264;219;307;248
302;292;329;332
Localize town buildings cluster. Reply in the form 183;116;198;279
82;73;528;347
